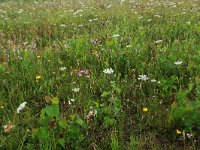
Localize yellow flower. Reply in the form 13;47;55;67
143;107;148;112
36;76;42;82
176;129;182;134
36;76;42;80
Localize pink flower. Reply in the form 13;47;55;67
77;69;90;77
186;133;193;138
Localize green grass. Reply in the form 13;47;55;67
0;0;200;149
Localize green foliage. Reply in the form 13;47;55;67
169;83;200;134
32;97;87;149
129;136;139;150
111;136;120;150
0;0;199;149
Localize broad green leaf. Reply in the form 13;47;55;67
69;125;80;135
59;118;67;129
76;118;86;128
92;101;99;108
101;91;111;97
188;83;194;92
103;116;116;128
45;105;59;119
70;115;75;121
106;40;114;46
58;138;65;148
40;108;46;120
37;127;51;140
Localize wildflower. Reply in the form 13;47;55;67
73;9;83;15
59;67;66;71
186;22;191;25
68;101;71;105
186;133;193;138
78;72;82;76
36;75;42;82
60;24;66;27
155;40;163;44
36;55;41;59
151;79;157;83
86;110;97;119
143;107;148;112
3;122;15;133
36;76;42;80
70;99;75;102
72;88;80;93
68;99;75;105
17;102;27;113
112;34;120;38
138;75;149;81
80;70;89;75
176;129;182;134
103;68;114;74
126;45;131;48
78;69;90;77
174;61;183;65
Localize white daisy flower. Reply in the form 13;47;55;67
68;101;72;105
72;88;80;93
68;99;75;105
59;67;66;71
103;68;114;74
70;99;75;102
155;40;163;44
174;61;183;65
151;79;157;83
112;34;120;38
17;102;27;113
138;75;149;81
60;24;66;27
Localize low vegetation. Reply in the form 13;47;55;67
0;0;200;149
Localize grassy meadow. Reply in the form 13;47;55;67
0;0;200;149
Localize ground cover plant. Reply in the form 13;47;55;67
0;0;200;149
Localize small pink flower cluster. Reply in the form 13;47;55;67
186;133;193;138
78;70;90;77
